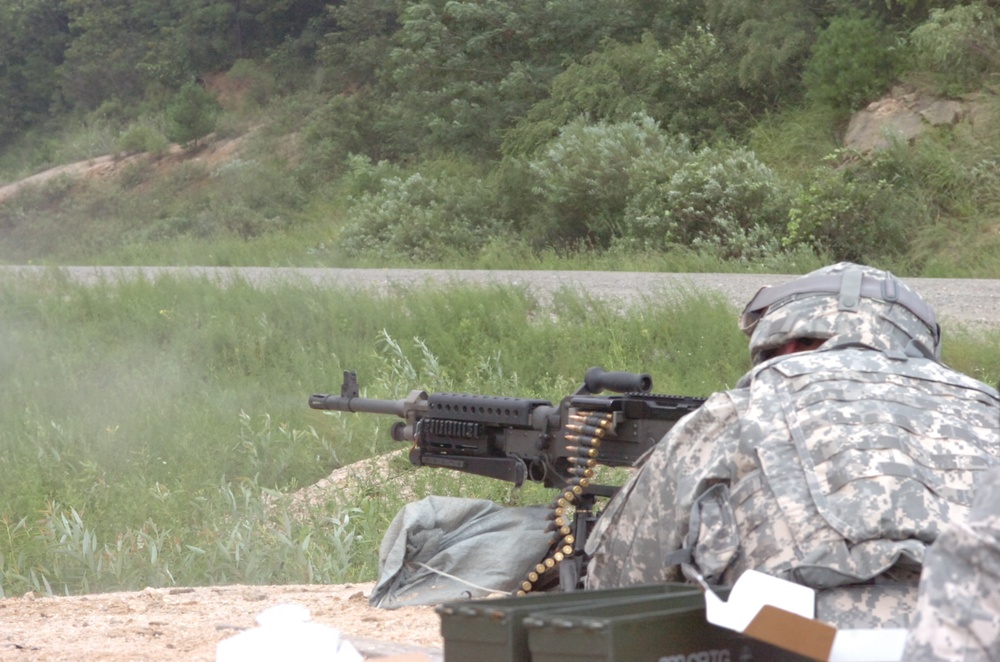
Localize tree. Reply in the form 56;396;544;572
0;0;71;139
704;0;820;107
381;0;644;158
314;0;399;92
906;2;1000;94
503;30;747;157
803;13;900;113
58;0;158;110
165;81;220;146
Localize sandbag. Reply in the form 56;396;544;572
370;495;552;609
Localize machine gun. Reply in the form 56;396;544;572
309;367;706;592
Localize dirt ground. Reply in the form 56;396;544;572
0;579;444;661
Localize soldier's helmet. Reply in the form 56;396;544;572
739;262;941;365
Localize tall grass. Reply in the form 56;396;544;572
0;271;752;596
3;269;999;597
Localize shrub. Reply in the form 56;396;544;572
117;122;169;157
300;94;408;182
906;3;1000;95
503;30;746;157
525;114;687;247
225;59;278;110
118;161;155;189
165;82;220;147
784;157;925;264
621;145;791;260
803;14;900;113
338;158;503;261
207;159;308;238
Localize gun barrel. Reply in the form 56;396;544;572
308;394;407;417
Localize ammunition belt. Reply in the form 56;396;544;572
517;409;613;595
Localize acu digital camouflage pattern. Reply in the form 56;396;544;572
585;263;1000;630
904;466;1000;661
743;262;941;365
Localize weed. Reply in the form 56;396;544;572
2;273;997;597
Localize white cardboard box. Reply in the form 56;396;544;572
701;570;908;662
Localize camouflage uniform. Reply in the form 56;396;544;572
585;263;1000;629
903;466;1000;660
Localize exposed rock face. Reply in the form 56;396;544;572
843;86;985;153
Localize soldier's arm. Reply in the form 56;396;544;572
585;390;745;589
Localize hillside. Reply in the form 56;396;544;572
3;2;1000;275
3;80;997;276
0;137;248;207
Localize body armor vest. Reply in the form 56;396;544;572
689;347;999;590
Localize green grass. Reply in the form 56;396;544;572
3;271;998;597
0;271;752;596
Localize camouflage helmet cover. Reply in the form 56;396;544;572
740;263;941;365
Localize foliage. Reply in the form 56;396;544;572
519;114;793;261
0;0;70;143
505;29;748;156
2;0;1000;278
803;13;901;113
202;159;308;238
300;93;408;178
116;121;170;157
0;148;309;262
314;0;399;92
905;2;1000;95
165;82;221;147
621;145;792;261
225;59;278;110
783;153;925;264
380;0;643;158
337;157;504;261
521;114;683;247
704;0;818;107
57;0;148;110
55;0;224;108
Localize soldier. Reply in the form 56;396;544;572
585;262;1000;628
903;465;1000;660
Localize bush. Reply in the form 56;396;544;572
299;94;409;183
525;114;687;247
906;3;1000;95
503;30;746;157
338;157;504;261
512;115;795;259
803;14;900;113
117;122;169;156
784;156;925;264
165;82;220;147
621;145;791;260
118;161;155;189
207;159;308;238
225;59;278;109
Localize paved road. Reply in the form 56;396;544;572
5;265;1000;329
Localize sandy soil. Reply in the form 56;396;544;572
0;581;443;661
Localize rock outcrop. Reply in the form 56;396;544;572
844;86;990;153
